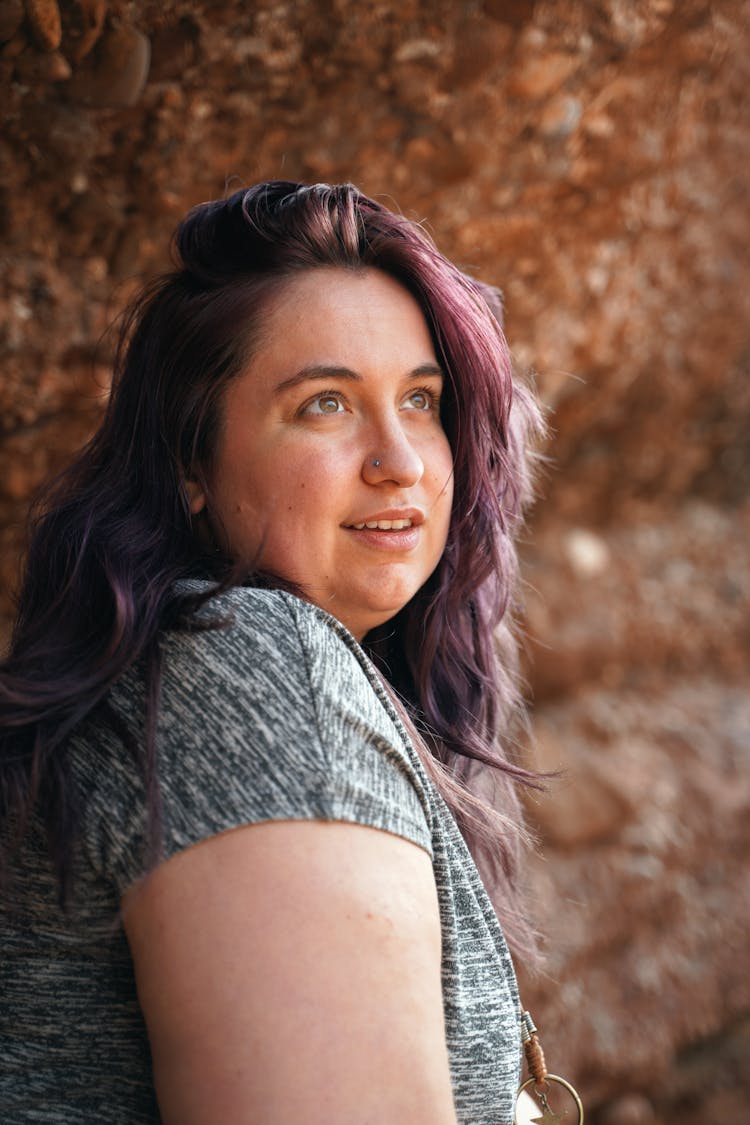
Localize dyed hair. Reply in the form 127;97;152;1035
0;182;544;958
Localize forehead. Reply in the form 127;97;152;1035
252;267;437;367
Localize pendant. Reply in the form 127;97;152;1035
515;1075;584;1125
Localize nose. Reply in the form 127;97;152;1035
362;421;424;487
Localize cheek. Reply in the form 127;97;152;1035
431;437;455;500
263;459;343;538
438;488;454;550
279;467;327;514
289;449;353;497
435;449;455;544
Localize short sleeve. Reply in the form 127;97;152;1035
75;588;433;896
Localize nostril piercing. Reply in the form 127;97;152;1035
372;459;381;468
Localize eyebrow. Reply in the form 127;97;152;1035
273;362;445;394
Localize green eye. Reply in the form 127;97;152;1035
301;393;346;416
405;388;437;411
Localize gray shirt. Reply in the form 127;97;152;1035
0;587;522;1123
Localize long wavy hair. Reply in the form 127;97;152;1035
0;182;544;958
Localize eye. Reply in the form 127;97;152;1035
300;392;347;416
403;386;439;412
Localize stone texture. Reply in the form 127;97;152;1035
1;2;749;1121
25;0;62;52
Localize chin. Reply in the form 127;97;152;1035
348;599;417;642
327;571;433;641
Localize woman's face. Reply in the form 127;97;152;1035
190;267;454;640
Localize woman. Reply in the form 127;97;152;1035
0;181;543;1123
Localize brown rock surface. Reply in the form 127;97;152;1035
2;1;749;1120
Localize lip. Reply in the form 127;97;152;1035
341;508;424;529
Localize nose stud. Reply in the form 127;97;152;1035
372;458;381;468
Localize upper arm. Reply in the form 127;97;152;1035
123;818;458;1125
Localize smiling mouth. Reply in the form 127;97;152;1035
345;519;414;530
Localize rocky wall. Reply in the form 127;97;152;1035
2;1;749;1121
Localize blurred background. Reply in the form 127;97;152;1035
2;1;748;1121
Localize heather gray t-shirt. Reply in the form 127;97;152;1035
0;587;522;1123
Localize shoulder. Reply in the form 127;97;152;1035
165;586;401;745
76;586;434;892
162;585;431;813
167;584;356;679
169;584;328;668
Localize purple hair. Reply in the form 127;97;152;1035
0;182;544;958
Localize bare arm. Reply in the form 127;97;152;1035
123;819;458;1125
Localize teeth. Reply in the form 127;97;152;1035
349;519;413;530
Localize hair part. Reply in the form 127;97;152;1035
0;181;545;960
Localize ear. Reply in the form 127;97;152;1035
185;478;207;515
